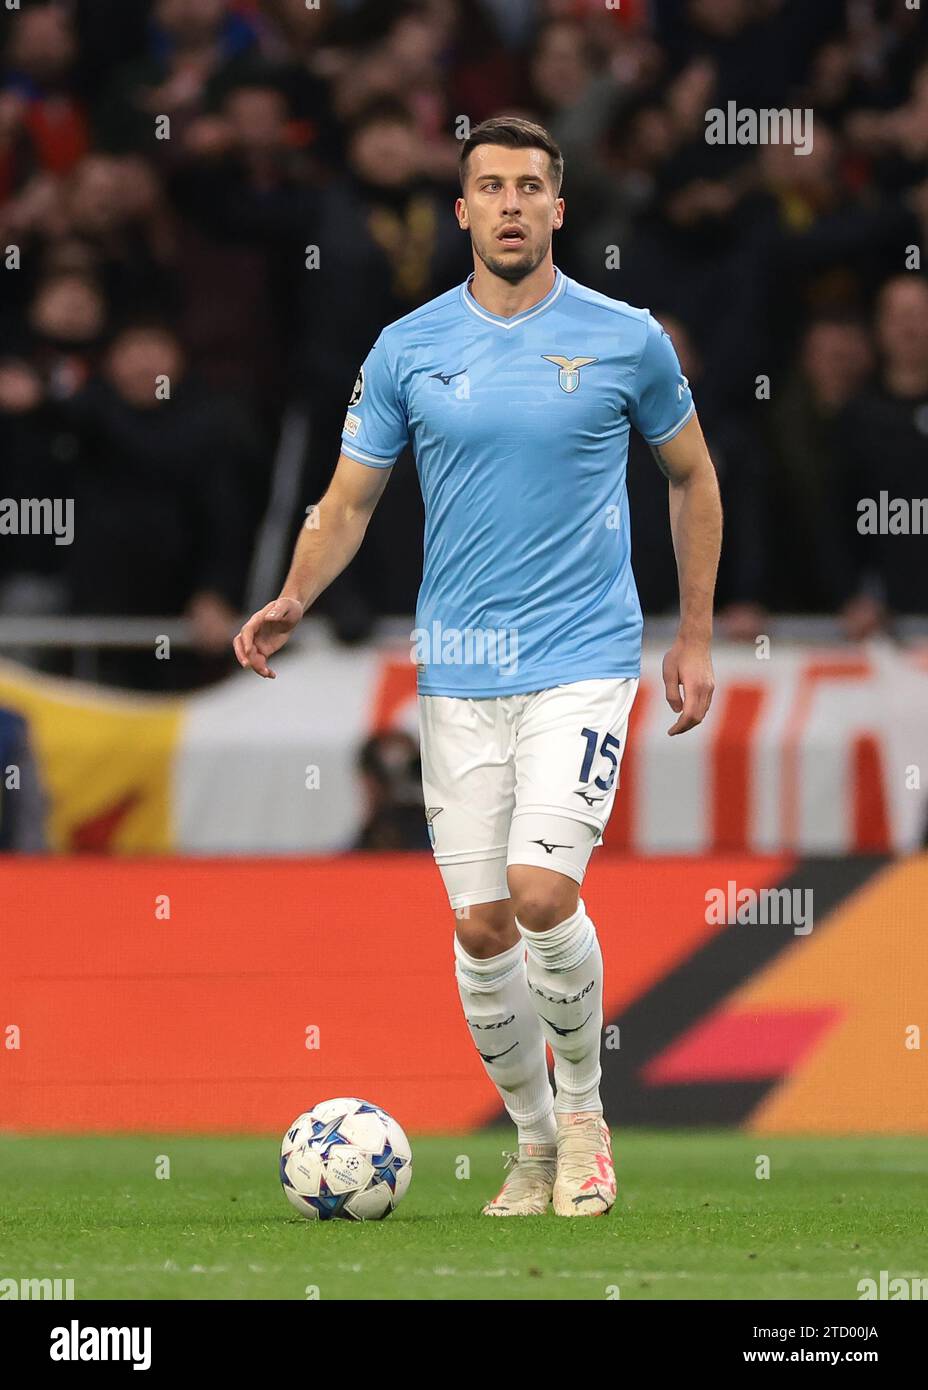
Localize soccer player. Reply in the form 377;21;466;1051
234;117;722;1217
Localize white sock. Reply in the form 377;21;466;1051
517;899;604;1116
454;935;556;1147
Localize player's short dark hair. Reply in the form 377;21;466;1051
458;116;564;195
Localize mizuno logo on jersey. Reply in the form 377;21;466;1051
430;368;468;386
541;355;599;393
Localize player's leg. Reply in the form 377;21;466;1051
507;860;612;1216
418;693;556;1214
506;677;639;1216
507;860;602;1116
453;897;558;1214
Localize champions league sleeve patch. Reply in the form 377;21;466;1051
349;367;364;407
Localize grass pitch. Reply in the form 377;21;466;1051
0;1131;925;1300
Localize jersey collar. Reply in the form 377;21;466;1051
460;266;566;330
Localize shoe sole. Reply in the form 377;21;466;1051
481;1206;550;1216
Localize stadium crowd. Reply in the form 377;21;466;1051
0;0;927;689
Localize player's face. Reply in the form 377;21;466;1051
457;145;564;283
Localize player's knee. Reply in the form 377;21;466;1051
507;865;578;932
454;898;518;957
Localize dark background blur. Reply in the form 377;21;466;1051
1;0;927;691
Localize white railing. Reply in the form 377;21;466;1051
0;613;927;651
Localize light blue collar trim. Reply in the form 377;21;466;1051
460;267;566;329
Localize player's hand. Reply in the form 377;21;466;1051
662;636;714;735
233;596;303;679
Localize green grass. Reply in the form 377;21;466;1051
0;1131;925;1300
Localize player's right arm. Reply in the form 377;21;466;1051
236;331;408;677
628;314;720;735
233;452;392;678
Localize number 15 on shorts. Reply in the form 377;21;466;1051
579;727;622;791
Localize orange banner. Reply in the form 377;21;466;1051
1;854;924;1134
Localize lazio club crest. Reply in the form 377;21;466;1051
542;355;599;393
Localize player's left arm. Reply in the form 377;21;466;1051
651;413;722;736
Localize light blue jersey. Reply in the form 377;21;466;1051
340;267;695;697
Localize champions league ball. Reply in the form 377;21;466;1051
280;1098;412;1220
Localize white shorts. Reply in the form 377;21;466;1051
418;677;639;909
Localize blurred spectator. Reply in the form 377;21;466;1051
829;275;928;638
766;312;874;613
627;312;769;637
444;0;529;129
0;356;76;623
300;97;469;398
0;152;176;331
530;19;602;119
655;0;846;110
0;1;88;199
355;730;429;851
63;323;261;688
759;125;920;369
612;140;770;412
25;270;106;398
170;64;319;415
525;19;623;267
94;0;260;160
319;0;518;173
245;0;343;168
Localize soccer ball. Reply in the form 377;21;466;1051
280;1097;412;1220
